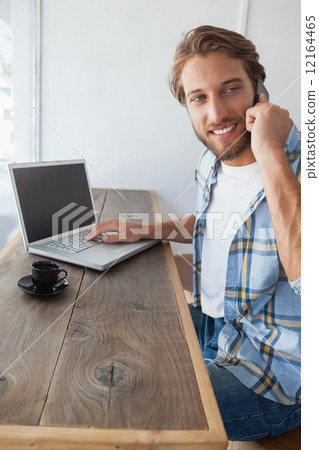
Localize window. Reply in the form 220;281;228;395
0;0;40;250
0;0;14;161
0;0;18;251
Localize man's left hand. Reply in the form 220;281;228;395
246;93;293;164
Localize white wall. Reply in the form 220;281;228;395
246;0;300;127
3;0;300;252
39;0;243;226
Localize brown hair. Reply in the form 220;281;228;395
169;25;266;105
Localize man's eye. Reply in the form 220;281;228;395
193;95;206;102
224;87;240;94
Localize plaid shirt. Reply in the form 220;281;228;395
193;124;301;405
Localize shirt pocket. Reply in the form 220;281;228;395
225;227;280;320
244;227;280;312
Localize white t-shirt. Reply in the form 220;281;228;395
201;161;263;318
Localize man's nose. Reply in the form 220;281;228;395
206;96;228;123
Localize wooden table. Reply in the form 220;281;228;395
0;189;227;449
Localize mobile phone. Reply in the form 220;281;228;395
254;79;269;104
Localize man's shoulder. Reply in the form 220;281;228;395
195;148;216;178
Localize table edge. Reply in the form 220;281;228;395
0;232;21;260
163;244;226;437
0;425;228;449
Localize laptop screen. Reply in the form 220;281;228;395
11;162;95;244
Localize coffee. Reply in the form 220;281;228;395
32;261;67;289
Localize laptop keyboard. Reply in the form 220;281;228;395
46;230;102;253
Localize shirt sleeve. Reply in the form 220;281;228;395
289;277;301;295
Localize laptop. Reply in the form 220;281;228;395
9;159;157;271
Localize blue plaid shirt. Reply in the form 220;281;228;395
193;124;301;405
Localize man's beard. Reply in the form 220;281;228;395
193;119;251;162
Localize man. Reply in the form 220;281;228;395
85;26;301;441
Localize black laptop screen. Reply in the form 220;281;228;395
12;163;96;244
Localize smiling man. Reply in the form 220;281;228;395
85;26;301;441
183;53;255;164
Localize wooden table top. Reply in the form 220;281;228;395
0;189;227;449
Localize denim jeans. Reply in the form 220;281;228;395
189;305;301;441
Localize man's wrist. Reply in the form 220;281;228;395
147;222;173;240
256;146;287;170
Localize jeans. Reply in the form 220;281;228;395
189;305;301;441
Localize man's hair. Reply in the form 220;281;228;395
169;25;266;106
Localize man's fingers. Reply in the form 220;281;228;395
84;220;142;243
246;97;274;131
83;230;96;241
102;233;119;243
245;108;255;132
84;220;119;241
258;92;268;103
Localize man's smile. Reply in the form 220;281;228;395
192;115;251;162
209;123;238;138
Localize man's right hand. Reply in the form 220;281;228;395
84;219;149;243
84;214;195;244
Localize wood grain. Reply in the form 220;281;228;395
0;232;21;260
0;237;84;424
0;425;228;449
165;245;226;435
174;254;193;293
0;189;227;449
0;189;106;425
92;188;108;221
100;189;156;223
41;243;207;430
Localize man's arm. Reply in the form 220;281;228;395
246;94;301;282
84;214;196;244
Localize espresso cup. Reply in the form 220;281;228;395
32;261;67;289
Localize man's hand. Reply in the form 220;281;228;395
246;93;293;163
84;220;147;243
84;214;195;244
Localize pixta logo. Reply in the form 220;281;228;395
52;202;96;250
